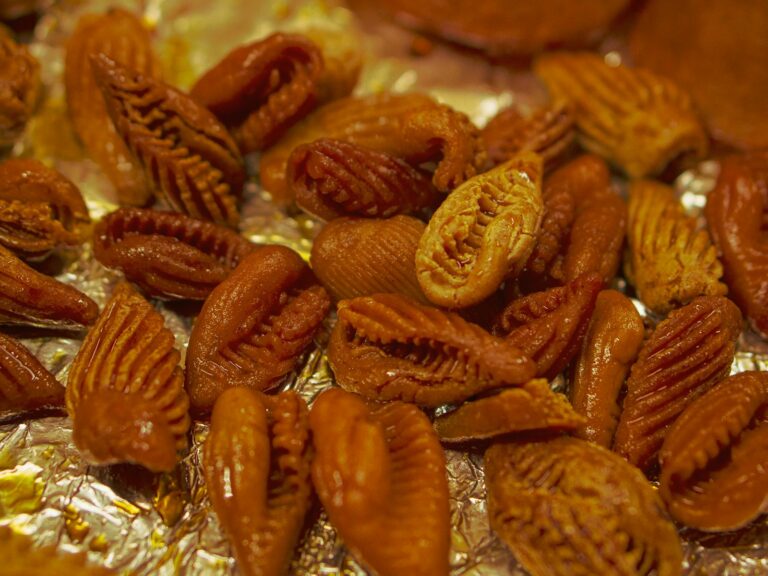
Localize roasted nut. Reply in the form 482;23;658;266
204;388;312;576
613;296;742;471
310;388;450;576
65;9;159;206
0;26;39;147
534;52;708;178
66;282;190;472
485;437;683;576
310;216;428;303
327;293;536;407
92;54;244;227
416;152;544;309
659;371;768;532
289;139;439;221
570;290;645;447
93;208;257;300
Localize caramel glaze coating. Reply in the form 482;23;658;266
570;290;645;447
0;26;39;147
66;283;190;472
613;296;742;471
204;388;312;576
93;208;257;300
186;246;330;413
310;388;450;576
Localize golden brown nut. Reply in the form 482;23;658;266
534;52;708;178
66;282;190;472
416;152;544;309
0;26;39;147
65;9;159;206
310;388;450;576
204;388;312;576
485;437;683;576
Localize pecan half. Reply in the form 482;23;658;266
66;282;190;472
93;208;257;300
485;437;683;576
660;371;768;532
289;139;439;220
327;293;535;407
186;246;330;412
416;152;544;309
534;52;708;178
310;388;450;576
92;54;244;227
204;388;312;575
0;26;39;147
613;296;742;471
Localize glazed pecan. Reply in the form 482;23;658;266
0;26;39;147
66;282;190;472
434;379;585;443
416;152;544;308
570;290;645;447
310;388;450;576
485;437;683;576
310;216;428;303
186;246;330;412
613;296;742;471
65;9;159;206
93;208;257;300
289;139;439;220
92;54;244;227
327;293;535;408
660;371;768;532
534;52;708;178
204;388;312;576
627;180;726;314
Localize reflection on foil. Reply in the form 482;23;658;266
0;0;765;575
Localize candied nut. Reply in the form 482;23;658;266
65;9;159;206
186;246;330;412
310;388;450;576
327;293;535;408
310;216;428;303
434;379;585;443
570;290;644;447
534;52;708;178
416;152;544;309
289;139;439;221
190;33;323;153
659;371;768;532
92;54;244;227
93;208;257;300
0;26;39;147
66;282;190;472
485;437;683;576
204;388;312;576
613;296;742;471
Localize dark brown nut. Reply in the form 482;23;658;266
93;208;257;301
659;371;768;532
65;282;190;472
485;437;683;576
65;9;159;206
92;54;244;227
434;379;585;443
186;246;330;413
416;152;544;309
310;388;450;576
310;216;428;304
496;273;603;380
0;26;39;147
0;245;98;328
289;139;439;221
613;296;742;471
570;290;645;447
204;388;312;576
327;293;536;408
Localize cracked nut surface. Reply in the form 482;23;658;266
0;26;39;147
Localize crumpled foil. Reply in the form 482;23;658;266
0;1;766;574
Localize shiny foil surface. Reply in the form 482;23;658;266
0;1;766;574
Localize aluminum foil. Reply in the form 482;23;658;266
0;0;766;574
